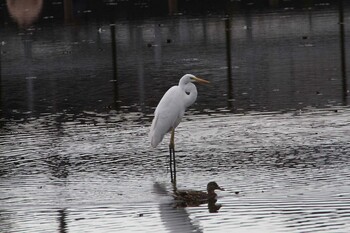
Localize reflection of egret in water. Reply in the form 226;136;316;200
149;74;209;184
153;182;203;233
173;181;224;212
6;0;43;28
58;209;68;233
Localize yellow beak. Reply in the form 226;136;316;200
193;76;210;84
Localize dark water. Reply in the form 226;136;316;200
1;2;349;118
1;1;350;232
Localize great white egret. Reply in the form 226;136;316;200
149;74;209;183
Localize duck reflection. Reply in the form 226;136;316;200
173;181;224;212
207;197;222;213
6;0;43;28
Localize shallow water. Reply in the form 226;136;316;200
1;1;350;233
1;108;350;232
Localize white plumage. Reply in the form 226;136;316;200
149;74;209;147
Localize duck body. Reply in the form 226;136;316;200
173;182;224;207
174;190;216;207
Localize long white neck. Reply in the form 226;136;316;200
182;83;198;108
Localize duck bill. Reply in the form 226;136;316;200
193;77;210;84
218;187;225;191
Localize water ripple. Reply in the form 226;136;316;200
1;108;350;232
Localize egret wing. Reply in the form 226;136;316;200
150;86;185;147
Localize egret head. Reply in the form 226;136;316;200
207;181;224;192
180;74;210;85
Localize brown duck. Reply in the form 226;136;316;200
173;181;224;207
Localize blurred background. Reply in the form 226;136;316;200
0;0;349;122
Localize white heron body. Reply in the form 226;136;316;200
150;74;207;148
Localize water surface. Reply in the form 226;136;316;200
1;108;350;232
1;1;350;232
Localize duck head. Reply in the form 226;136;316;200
207;181;225;193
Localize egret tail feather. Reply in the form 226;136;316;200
149;117;164;148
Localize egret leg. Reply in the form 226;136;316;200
169;144;173;183
173;147;176;184
169;128;176;184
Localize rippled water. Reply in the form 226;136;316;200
1;107;350;232
1;1;350;233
